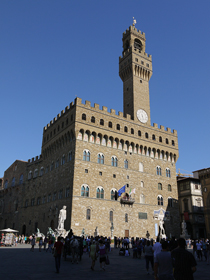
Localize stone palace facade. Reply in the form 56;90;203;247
0;24;180;238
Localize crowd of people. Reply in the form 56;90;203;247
5;231;210;279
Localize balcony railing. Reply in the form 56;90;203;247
120;197;135;205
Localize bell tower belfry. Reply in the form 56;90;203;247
119;21;153;125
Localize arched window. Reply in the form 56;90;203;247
55;159;59;168
131;128;134;134
111;156;118;167
158;183;162;190
124;160;128;169
156;166;162;176
91;116;95;123
111;190;115;200
83;150;90;161
166;168;171;178
81;186;85;196
108;121;112;128
82;114;86;120
172;140;175;146
34;169;38;178
100;119;104;126
39;167;44;176
110;211;113;222
152;134;156;140
166;138;169;144
68;151;72;161
86;209;91;220
159;136;162;142
158;195;163;206
19;174;24;184
124;126;128;132
61;155;65;165
141;181;144;188
125;213;128;222
168;184;172;191
11;177;16;187
97;153;104;164
28;171;32;180
134;38;142;51
138;130;141;137
168;197;173;207
145;132;149;139
85;186;89;197
96;187;104;199
117;124;120;130
4;180;8;189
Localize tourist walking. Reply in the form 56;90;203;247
30;236;36;252
154;241;173;280
54;236;63;273
98;240;106;271
153;237;162;259
39;237;43;252
89;240;97;270
171;238;197;280
144;240;154;275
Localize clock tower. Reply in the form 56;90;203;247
119;22;152;124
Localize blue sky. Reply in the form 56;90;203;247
1;0;210;177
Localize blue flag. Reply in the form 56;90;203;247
118;185;126;197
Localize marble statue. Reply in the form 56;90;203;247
58;205;67;230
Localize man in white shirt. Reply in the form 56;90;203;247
153;237;162;258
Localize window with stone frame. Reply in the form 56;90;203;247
83;150;90;161
11;177;15;187
131;128;134;134
110;211;113;222
61;155;65;165
86;209;91;220
82;113;86;120
31;198;35;206
100;119;104;126
117;124;120;130
42;196;46;204
91;116;95;123
166;168;171;177
158;183;162;190
47;194;51;203
111;156;118;167
124;159;128;169
68;151;72;161
108;121;112;128
55;159;59;168
158;195;163;206
39;167;44;176
125;213;128;222
96;187;104;199
124;126;128;132
156;166;162;176
97;153;104;164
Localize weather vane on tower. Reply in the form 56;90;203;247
133;17;137;27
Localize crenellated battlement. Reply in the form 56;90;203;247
43;97;177;137
123;26;145;39
76;98;177;136
28;154;42;164
43;101;75;132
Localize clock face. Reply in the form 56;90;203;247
137;109;148;123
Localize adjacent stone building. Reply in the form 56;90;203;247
193;168;210;239
177;176;206;239
0;23;180;238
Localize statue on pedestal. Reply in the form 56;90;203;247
58;205;67;230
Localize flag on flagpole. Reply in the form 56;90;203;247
118;185;126;197
131;188;136;194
